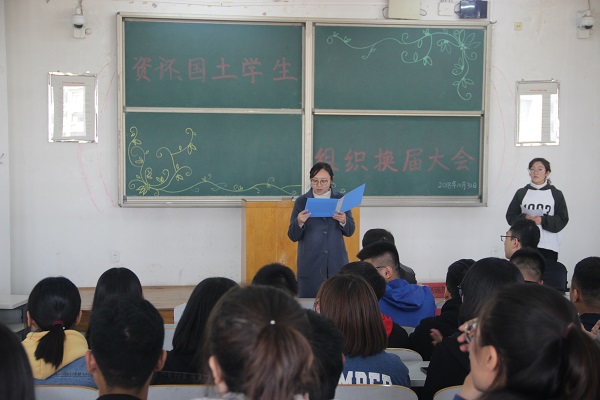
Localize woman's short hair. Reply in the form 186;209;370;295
91;267;143;311
0;322;35;400
252;263;298;296
27;276;82;368
309;162;334;180
477;283;600;399
172;277;238;354
458;257;524;323
445;259;475;300
317;273;387;357
205;285;313;400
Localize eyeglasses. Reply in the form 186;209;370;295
500;235;519;242
529;168;546;173
310;179;330;186
313;298;320;313
463;318;479;344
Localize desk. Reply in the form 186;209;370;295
405;360;429;387
0;294;29;339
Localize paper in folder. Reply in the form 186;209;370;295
305;184;365;218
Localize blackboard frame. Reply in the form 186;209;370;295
117;14;491;207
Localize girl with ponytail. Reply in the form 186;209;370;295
22;276;95;387
455;283;600;400
201;285;314;400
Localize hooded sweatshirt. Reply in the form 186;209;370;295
22;330;88;379
379;279;436;328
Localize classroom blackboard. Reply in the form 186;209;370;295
118;15;489;206
314;25;485;111
313;115;481;196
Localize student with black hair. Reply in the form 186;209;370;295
86;297;166;400
357;241;435;327
361;228;416;284
338;261;409;347
409;259;474;360
570;256;600;331
455;284;600;400
305;310;345;400
86;267;144;342
22;276;95;387
502;218;540;259
421;258;523;400
252;263;298;296
153;277;238;384
0;322;35;400
510;247;545;283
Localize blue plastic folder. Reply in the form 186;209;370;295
305;184;365;218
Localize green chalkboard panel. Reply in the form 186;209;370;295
124;20;303;109
313;115;481;196
314;25;485;111
125;112;303;197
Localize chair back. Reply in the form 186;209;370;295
385;347;423;362
433;385;463;400
35;385;98;400
148;384;218;400
334;384;417;400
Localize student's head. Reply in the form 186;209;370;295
338;260;386;300
27;276;82;368
172;277;238;355
205;285;313;400
362;228;395;248
305;310;344;400
87;297;165;392
91;267;143;311
510;248;546;284
356;241;402;282
570;256;600;312
528;157;551;185
445;259;475;300
0;323;35;400
252;263;298;296
309;162;334;195
503;219;540;259
467;283;600;400
316;274;387;357
458;258;524;324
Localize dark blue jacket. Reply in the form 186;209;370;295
288;188;355;297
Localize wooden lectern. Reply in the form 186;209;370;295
242;200;360;284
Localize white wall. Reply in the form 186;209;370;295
4;0;600;294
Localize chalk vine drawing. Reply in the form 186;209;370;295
127;126;301;196
326;28;481;101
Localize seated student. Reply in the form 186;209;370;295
409;259;474;360
362;228;416;284
421;258;523;400
0;322;35;400
200;285;314;400
305;310;345;400
86;297;166;400
338;261;409;347
357;241;436;327
570;256;600;331
152;277;238;384
86;267;143;342
509;247;545;284
22;276;95;387
251;262;298;296
454;284;600;400
316;274;410;387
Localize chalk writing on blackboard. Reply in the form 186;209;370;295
132;56;298;84
127;126;302;196
326;29;481;101
315;145;476;174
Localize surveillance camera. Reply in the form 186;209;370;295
72;7;85;29
579;15;594;29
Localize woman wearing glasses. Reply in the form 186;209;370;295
454;283;600;400
288;162;355;297
506;157;569;261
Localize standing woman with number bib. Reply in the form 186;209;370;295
506;158;569;261
288;162;355;297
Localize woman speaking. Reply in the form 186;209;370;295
288;162;355;297
506;158;569;260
